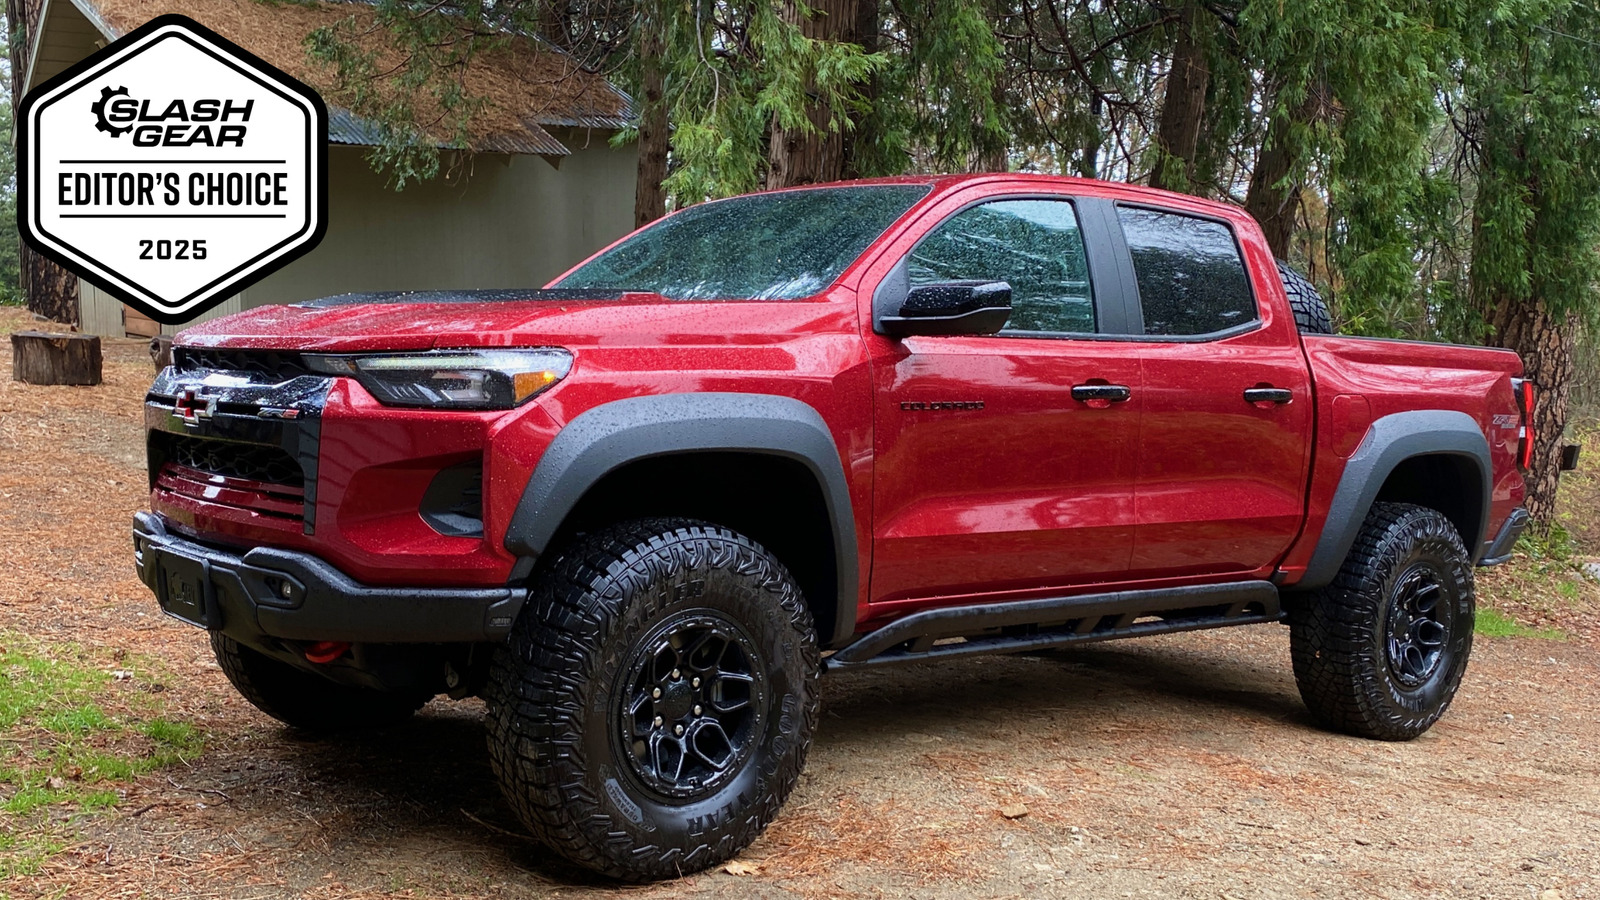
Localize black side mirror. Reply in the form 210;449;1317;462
879;280;1013;337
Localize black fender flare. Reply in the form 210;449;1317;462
503;392;859;647
1297;410;1492;589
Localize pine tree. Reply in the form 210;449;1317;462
1461;0;1600;526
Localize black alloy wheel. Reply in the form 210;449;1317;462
617;612;769;801
1385;563;1452;687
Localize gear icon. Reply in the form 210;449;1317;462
90;85;132;137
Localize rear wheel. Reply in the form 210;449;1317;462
1288;503;1474;740
210;633;430;731
484;518;820;881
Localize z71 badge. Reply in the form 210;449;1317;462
17;15;328;324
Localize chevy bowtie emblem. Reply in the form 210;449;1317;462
172;388;217;425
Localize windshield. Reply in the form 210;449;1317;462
556;184;932;300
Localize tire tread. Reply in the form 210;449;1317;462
1278;259;1335;335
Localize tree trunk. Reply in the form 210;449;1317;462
840;0;878;178
7;0;39;99
1148;0;1211;193
8;0;80;326
536;1;575;51
1482;294;1576;526
972;77;1008;173
11;331;102;385
767;0;859;188
633;18;668;228
20;252;79;325
1244;90;1317;259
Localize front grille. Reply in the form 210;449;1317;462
173;346;313;381
152;433;303;487
155;463;305;522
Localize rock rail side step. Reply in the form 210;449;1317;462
826;581;1281;670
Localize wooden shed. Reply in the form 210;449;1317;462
23;0;639;337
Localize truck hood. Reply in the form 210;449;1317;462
174;289;830;352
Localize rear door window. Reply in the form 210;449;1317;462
1117;206;1257;337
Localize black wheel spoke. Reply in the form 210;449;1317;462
650;732;686;785
650;641;679;683
683;630;724;673
1416;619;1447;648
689;719;735;770
627;689;652;718
1412;581;1441;614
711;671;754;713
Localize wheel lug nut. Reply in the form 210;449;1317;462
674;724;684;736
693;705;702;716
652;688;662;699
672;668;681;679
653;715;663;727
692;677;701;688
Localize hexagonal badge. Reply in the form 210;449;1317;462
18;15;328;324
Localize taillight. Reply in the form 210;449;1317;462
1513;378;1536;469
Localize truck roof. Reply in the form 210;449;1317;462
751;172;1252;222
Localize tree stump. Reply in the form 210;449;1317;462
11;331;103;386
150;335;174;370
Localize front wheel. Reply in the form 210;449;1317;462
484;519;820;881
1289;502;1475;740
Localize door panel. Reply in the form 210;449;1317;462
1132;334;1312;577
1113;204;1314;579
871;337;1141;603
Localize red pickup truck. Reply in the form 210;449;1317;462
135;174;1532;880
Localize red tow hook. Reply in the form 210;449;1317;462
304;641;350;664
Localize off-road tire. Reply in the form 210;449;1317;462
1278;260;1334;335
483;519;821;881
210;633;430;731
1288;503;1474;740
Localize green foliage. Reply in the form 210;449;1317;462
304;0;885;200
0;832;65;880
1475;607;1566;640
303;2;495;189
1515;520;1577;563
1463;0;1600;332
876;0;1006;173
657;1;886;200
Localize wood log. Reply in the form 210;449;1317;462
11;331;103;386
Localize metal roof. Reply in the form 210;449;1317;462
67;0;634;157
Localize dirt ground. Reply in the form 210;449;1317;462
2;307;1597;899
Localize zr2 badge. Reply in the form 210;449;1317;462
17;14;328;324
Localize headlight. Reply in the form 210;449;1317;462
305;349;572;409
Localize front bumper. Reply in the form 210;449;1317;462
1478;507;1530;567
134;511;525;643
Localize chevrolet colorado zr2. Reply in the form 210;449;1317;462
135;174;1536;880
